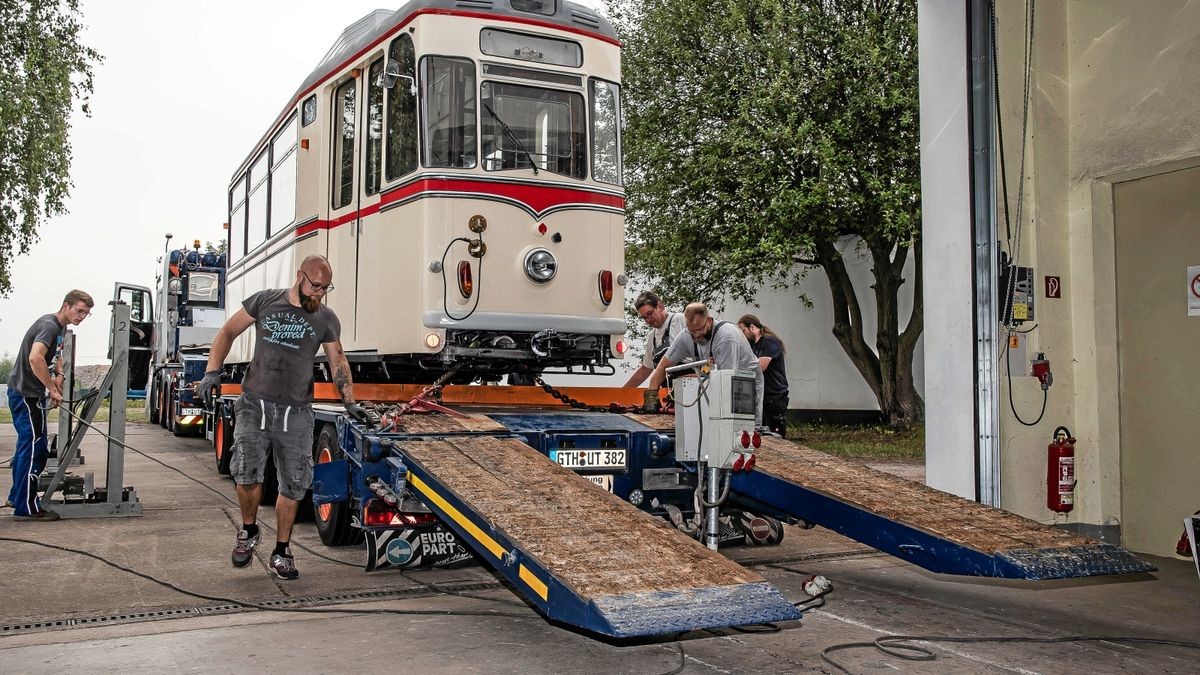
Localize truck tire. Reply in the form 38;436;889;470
313;423;361;546
214;408;233;475
158;383;170;429
165;382;176;433
148;379;160;425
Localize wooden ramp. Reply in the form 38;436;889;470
731;437;1155;579
392;436;802;637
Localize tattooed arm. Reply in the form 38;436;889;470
322;339;355;405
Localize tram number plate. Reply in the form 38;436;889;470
181;408;202;416
583;475;614;492
550;449;626;469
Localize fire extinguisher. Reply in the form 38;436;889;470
1047;426;1076;513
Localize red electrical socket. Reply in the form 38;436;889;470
1031;353;1052;390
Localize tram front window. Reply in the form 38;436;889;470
481;81;585;179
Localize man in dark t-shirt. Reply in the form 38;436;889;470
6;290;94;520
738;315;790;438
200;255;371;580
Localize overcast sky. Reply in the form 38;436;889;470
0;0;606;366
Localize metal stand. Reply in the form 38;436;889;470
41;301;142;518
47;332;83;469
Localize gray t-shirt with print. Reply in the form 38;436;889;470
664;320;764;424
8;314;65;397
241;289;341;406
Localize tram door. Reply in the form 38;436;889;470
327;73;362;345
355;38;419;354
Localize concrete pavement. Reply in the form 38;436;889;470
1;420;1197;673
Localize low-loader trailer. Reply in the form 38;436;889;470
206;365;1154;639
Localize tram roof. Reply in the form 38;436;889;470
230;1;617;183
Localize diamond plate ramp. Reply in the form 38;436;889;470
392;436;801;637
731;437;1155;579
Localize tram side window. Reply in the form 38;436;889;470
481;81;585;179
422;57;477;169
385;34;417;181
333;79;357;209
590;79;622;185
270;115;298;234
365;58;384;196
228;176;247;263
247;151;268;252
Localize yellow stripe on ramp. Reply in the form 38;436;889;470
519;565;549;601
408;473;507;561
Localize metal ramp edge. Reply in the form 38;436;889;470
391;437;802;637
729;441;1155;580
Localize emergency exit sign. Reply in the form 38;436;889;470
1045;276;1061;299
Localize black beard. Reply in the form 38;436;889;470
300;291;321;313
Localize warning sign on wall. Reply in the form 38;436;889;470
1189;265;1200;317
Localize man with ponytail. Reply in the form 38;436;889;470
737;315;790;438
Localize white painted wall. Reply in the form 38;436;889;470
917;0;976;499
718;238;924;413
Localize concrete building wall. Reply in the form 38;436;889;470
922;0;1200;550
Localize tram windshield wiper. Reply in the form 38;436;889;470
483;102;540;175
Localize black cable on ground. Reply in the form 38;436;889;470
0;536;693;675
820;633;1200;674
59;406;536;608
0;535;529;621
54;403;360;566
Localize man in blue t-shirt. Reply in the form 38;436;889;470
200;255;372;580
6;290;94;521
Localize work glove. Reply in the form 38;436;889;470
198;370;223;408
345;402;374;429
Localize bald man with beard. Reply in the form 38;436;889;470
200;255;372;580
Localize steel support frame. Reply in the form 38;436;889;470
42;301;143;518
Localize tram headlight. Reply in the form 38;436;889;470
523;248;557;283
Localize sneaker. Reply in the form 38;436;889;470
232;529;259;568
2;500;12;509
269;553;299;580
13;509;60;522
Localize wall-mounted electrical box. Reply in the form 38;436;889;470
1000;252;1035;324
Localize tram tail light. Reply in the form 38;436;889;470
598;270;614;306
457;260;473;298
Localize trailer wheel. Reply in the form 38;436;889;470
165;382;176;433
148;379;160;425
313;423;362;546
214;407;233;475
158;383;169;430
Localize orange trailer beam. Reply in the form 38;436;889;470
218;383;648;408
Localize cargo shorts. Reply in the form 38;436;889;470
231;394;315;501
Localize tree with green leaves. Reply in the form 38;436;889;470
0;0;101;296
612;0;923;426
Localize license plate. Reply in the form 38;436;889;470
583;474;614;492
181;407;202;416
550;449;626;469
